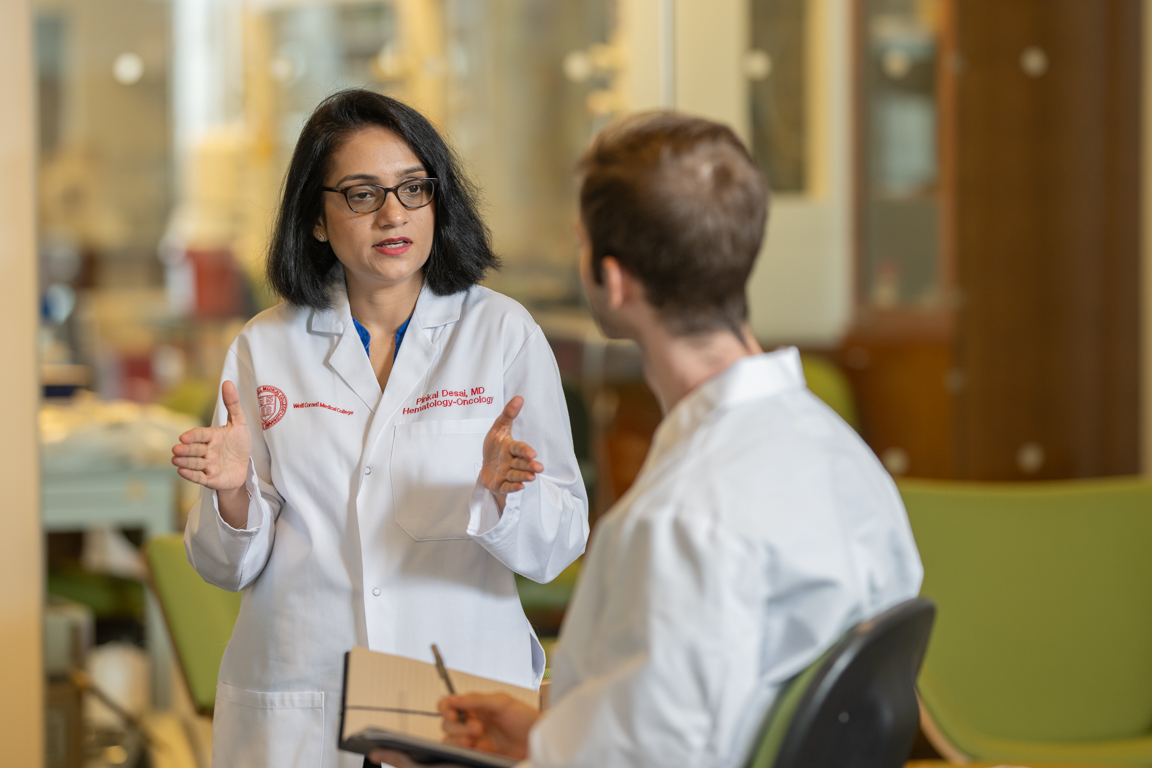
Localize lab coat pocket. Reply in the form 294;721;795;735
392;418;489;541
212;683;325;768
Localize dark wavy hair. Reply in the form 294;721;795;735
267;89;498;308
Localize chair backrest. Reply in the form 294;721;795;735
901;477;1152;752
747;598;936;768
144;533;241;715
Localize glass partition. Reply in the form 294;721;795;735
171;0;618;315
36;0;621;409
748;0;809;194
858;0;945;311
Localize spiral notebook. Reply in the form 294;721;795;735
338;646;539;767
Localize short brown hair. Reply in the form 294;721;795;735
578;112;770;335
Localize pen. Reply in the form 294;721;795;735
431;643;467;723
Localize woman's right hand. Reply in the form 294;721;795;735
172;380;252;494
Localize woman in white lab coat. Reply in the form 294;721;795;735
170;89;589;768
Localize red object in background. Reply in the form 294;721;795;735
186;249;244;318
121;354;156;403
121;355;152;381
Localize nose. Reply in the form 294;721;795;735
375;191;409;225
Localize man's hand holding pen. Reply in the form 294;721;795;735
366;645;540;767
428;645;539;758
438;693;539;760
366;692;539;767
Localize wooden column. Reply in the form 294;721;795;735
0;0;45;764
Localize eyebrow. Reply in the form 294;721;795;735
335;166;426;186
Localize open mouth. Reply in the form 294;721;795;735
373;237;412;255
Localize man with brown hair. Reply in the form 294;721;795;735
371;112;922;768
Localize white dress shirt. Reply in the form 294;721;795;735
524;348;923;768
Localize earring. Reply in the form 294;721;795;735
316;232;327;242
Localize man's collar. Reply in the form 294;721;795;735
649;347;807;457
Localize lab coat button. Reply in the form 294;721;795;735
365;466;372;475
372;587;381;596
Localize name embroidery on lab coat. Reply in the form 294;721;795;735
403;386;493;415
292;401;353;416
257;385;288;430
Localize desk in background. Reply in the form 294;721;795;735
43;465;180;709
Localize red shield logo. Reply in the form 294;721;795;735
257;385;287;430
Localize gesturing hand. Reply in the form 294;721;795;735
438;693;540;759
171;380;252;492
479;396;544;500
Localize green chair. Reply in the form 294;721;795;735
517;559;581;639
144;534;241;715
800;354;861;432
901;477;1152;765
747;598;935;768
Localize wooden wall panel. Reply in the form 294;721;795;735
953;0;1141;479
840;339;955;479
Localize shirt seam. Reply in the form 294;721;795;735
502;324;543;377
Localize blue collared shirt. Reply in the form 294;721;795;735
352;316;411;361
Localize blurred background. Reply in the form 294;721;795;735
2;0;1147;765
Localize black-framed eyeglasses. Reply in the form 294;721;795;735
322;178;437;213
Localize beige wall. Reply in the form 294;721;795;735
0;0;44;764
671;0;854;347
745;0;854;347
618;0;666;110
674;0;747;134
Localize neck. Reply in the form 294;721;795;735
634;320;762;413
345;270;423;335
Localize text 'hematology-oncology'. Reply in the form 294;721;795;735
404;387;493;415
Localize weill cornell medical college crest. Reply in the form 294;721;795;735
257;385;287;430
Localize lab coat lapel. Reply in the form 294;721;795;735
310;280;383;413
373;307;435;424
328;325;383;413
360;286;465;453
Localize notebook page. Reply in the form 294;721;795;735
343;646;538;742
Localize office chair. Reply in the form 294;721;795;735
748;597;936;768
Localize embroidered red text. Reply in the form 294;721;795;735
293;401;353;415
403;385;492;415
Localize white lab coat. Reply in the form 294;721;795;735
184;278;589;768
525;348;923;768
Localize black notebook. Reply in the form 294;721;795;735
338;646;538;767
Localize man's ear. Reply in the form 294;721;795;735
600;256;640;310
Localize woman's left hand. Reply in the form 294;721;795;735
480;396;544;505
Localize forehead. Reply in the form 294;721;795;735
328;126;423;180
